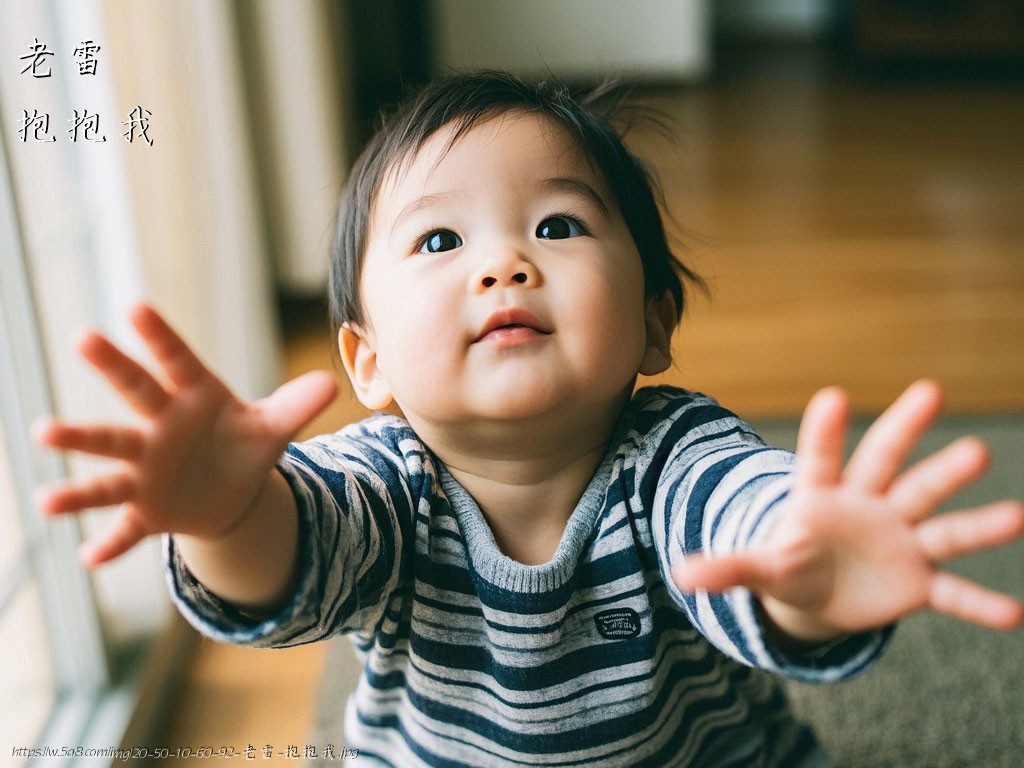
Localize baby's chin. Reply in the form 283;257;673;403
403;394;566;429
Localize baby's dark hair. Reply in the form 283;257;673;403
329;69;703;331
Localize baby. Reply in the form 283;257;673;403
35;71;1023;767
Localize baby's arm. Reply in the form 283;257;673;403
674;381;1024;642
33;304;337;614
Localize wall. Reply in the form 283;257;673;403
432;0;713;80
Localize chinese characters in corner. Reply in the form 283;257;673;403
14;36;154;146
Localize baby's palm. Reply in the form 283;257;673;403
34;304;336;566
674;381;1024;636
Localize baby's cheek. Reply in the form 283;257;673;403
594;287;647;354
389;333;455;399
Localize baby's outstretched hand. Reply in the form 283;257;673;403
673;380;1024;641
33;303;337;568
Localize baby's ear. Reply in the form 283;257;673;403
639;292;677;376
338;323;394;411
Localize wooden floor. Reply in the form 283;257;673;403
638;50;1024;416
156;47;1024;763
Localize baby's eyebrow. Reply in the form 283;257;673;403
541;177;610;215
392;191;457;232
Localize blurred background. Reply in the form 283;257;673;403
1;0;1021;765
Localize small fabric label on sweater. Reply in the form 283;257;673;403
594;608;641;639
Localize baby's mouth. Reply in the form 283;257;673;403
474;308;552;343
478;324;548;344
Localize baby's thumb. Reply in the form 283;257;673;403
262;371;338;439
672;552;776;595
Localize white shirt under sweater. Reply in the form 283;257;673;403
167;386;890;767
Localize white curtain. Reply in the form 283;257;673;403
241;0;352;294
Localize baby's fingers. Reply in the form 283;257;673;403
35;472;136;515
672;552;777;594
917;502;1024;562
843;379;943;493
929;571;1024;631
129;303;213;389
33;417;144;461
794;387;849;488
889;436;990;520
78;330;170;418
78;509;148;568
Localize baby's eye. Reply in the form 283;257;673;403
419;230;463;253
536;216;586;240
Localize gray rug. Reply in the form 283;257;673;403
309;416;1024;766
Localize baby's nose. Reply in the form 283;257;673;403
471;258;540;293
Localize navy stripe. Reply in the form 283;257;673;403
361;650;734;758
364;622;709;711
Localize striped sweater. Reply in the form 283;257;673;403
167;386;889;767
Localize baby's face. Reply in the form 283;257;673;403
348;112;658;432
